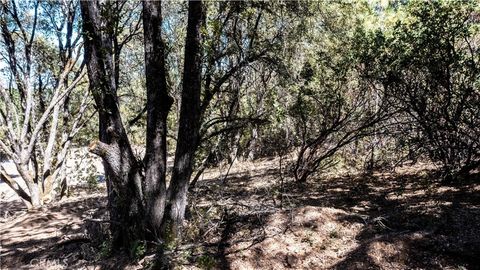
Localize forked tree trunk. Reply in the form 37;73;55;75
16;162;42;208
80;0;205;247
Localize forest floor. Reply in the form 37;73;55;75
1;157;479;270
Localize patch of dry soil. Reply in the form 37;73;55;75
0;194;107;270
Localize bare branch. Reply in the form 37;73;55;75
0;165;30;203
25;68;86;159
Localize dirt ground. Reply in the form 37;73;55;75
1;158;479;270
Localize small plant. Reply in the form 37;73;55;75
98;239;112;258
84;161;99;191
197;254;216;270
86;174;98;191
300;229;315;246
130;240;146;260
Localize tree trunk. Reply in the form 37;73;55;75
248;127;258;160
80;0;144;250
142;0;172;239
15;162;42;208
168;0;204;236
30;183;41;208
81;0;207;245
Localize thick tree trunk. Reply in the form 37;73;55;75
168;0;204;236
80;0;144;250
16;162;42;208
142;0;172;239
30;183;41;208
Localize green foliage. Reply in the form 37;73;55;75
196;254;216;270
98;239;112;259
358;0;480;179
284;1;388;181
130;240;146;260
85;171;98;191
72;156;99;191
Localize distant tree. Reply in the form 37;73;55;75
290;61;387;182
359;1;480;181
282;1;389;182
193;1;304;169
0;0;89;208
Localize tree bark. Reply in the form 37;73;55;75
168;0;204;236
142;0;172;239
80;0;144;249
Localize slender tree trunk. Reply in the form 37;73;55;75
142;0;172;239
168;0;204;235
248;127;258;160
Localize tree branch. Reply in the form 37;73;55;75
0;165;30;203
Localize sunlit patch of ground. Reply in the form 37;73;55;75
226;206;363;269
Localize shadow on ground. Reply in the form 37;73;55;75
1;160;479;269
0;194;123;269
191;162;480;269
